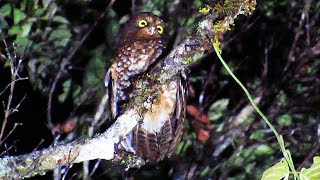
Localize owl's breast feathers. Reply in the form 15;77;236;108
110;40;164;101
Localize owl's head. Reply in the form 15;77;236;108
120;12;166;42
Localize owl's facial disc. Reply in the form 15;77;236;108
123;13;166;40
136;25;161;39
137;19;162;36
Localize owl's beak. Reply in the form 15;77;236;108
148;26;156;35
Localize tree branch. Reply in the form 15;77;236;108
0;1;257;178
0;109;138;179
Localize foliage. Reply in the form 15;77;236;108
262;160;289;180
300;156;320;180
0;0;320;179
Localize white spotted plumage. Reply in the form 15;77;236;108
104;12;188;163
105;13;166;119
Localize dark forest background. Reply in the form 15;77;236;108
0;0;319;179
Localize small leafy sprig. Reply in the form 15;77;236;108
198;1;318;179
210;8;320;179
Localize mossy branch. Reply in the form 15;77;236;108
0;0;257;178
0;110;139;179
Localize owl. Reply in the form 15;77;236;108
105;12;167;118
105;12;186;162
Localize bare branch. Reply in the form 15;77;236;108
0;109;138;179
0;78;28;97
0;40;27;142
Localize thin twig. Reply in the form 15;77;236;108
285;0;311;71
89;159;101;176
47;60;66;128
0;38;27;144
0;123;22;146
0;75;15;142
0;141;17;156
0;40;17;142
0;78;29;97
47;1;113;129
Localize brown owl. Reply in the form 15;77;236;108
105;12;167;118
106;12;186;162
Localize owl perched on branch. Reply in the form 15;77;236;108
105;12;187;162
105;12;167;118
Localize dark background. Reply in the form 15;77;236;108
0;0;319;179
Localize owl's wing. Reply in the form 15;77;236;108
167;72;188;158
141;73;188;162
105;68;118;120
156;73;188;161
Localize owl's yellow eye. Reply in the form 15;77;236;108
138;20;148;27
157;25;163;34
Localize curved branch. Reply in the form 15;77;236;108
0;1;257;178
0;110;138;179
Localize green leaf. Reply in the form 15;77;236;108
250;130;266;141
13;9;27;25
0;17;8;32
13;36;31;54
8;25;22;35
24;0;36;15
72;85;82;103
255;144;274;155
276;91;287;106
194;0;204;8
176;140;192;155
21;21;33;36
46;2;57;18
53;16;69;24
49;26;72;47
42;0;53;8
4;59;11;68
0;4;11;16
277;114;292;127
58;79;71;102
35;8;46;16
81;46;106;106
73;92;89;107
106;10;120;46
300;156;320;180
200;166;211;177
208;98;229;122
261;160;289;180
